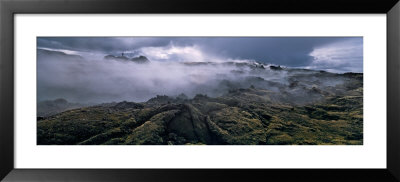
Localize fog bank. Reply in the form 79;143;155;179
37;49;358;105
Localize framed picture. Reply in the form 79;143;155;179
1;0;399;181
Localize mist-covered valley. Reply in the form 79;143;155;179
37;48;361;110
36;38;363;145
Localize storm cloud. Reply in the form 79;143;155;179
37;37;363;104
38;37;363;72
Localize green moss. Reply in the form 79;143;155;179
209;107;267;144
78;128;125;145
124;121;165;145
37;86;363;145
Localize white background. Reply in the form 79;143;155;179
14;14;386;168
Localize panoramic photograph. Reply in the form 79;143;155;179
37;37;363;145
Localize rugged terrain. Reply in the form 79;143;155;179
37;98;89;118
37;64;363;145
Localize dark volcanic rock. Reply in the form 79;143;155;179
270;65;283;70
167;104;212;144
37;65;364;145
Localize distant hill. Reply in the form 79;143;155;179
104;55;150;63
37;98;88;118
37;49;84;60
130;56;150;63
104;55;129;61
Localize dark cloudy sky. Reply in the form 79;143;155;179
37;37;363;73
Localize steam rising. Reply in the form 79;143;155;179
38;49;255;103
37;47;356;105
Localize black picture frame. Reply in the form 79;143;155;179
1;0;399;181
